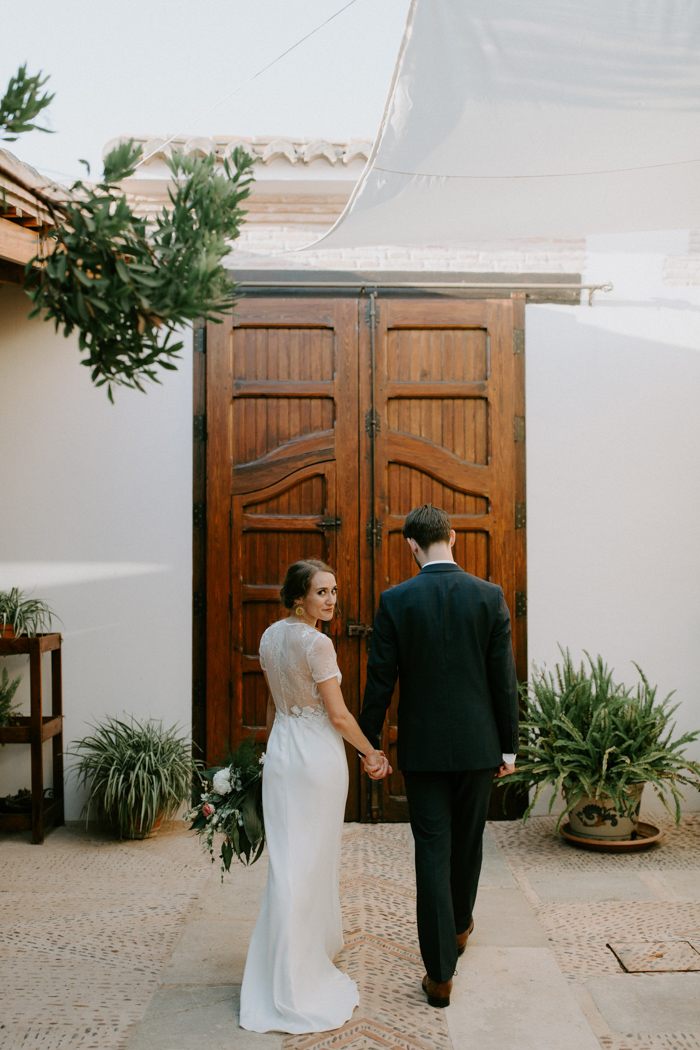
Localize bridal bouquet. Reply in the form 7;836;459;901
186;733;265;875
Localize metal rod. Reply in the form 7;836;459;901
238;279;613;297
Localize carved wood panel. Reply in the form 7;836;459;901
361;300;521;820
205;297;525;823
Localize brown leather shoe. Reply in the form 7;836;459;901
456;918;474;956
422;974;452;1008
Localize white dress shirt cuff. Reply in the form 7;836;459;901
502;753;516;765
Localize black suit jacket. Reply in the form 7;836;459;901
359;563;519;771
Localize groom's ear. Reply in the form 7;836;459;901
449;530;456;548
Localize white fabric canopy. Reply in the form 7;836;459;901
310;0;700;247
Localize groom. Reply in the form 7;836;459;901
359;504;519;1008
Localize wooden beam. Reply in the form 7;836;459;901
0;259;25;285
0;215;39;265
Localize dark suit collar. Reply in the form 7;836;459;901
419;562;464;574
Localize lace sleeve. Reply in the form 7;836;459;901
258;632;268;672
307;633;341;684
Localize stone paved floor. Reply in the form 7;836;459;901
0;812;699;1050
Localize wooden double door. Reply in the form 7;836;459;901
203;295;526;821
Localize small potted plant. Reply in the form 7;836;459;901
0;667;23;730
505;648;700;842
70;715;200;839
0;588;59;638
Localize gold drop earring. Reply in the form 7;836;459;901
295;604;305;618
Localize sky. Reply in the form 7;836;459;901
0;0;410;182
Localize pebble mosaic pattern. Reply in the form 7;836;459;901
599;1037;700;1050
0;825;209;1050
3;812;700;1050
490;813;700;1050
283;823;451;1050
490;814;700;872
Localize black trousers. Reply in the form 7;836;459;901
403;767;495;983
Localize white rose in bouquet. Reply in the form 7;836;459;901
212;768;232;795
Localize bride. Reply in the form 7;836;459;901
239;558;390;1035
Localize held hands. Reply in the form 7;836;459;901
362;749;392;780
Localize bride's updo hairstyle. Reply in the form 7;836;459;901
280;559;335;610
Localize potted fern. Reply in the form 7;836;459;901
0;588;58;638
0;667;23;729
70;716;200;839
505;649;700;841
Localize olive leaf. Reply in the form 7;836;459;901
0;64;54;141
2;64;254;399
24;141;254;401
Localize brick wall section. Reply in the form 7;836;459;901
227;216;586;274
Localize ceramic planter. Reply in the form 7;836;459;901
567;784;644;841
118;809;165;840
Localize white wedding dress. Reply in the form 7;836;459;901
238;618;359;1034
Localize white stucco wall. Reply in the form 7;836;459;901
2;220;699;825
0;283;192;820
527;230;700;813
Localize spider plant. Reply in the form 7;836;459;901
70;716;200;839
0;667;23;729
504;648;700;830
0;588;59;637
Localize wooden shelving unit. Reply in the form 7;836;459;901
0;633;65;843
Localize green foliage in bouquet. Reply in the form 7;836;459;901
188;732;265;877
0;667;23;730
70;716;200;838
504;648;700;830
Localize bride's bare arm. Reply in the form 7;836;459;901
317;676;392;776
263;671;275;736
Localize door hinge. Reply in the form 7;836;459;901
315;516;342;531
193;591;205;619
365;408;381;435
513;329;525;355
193;501;205;529
514;416;525;442
364;298;380;327
366;519;383;546
515;592;527;618
193;323;206;354
515;503;526;529
193;415;206;442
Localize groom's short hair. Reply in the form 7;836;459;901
402;504;452;550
